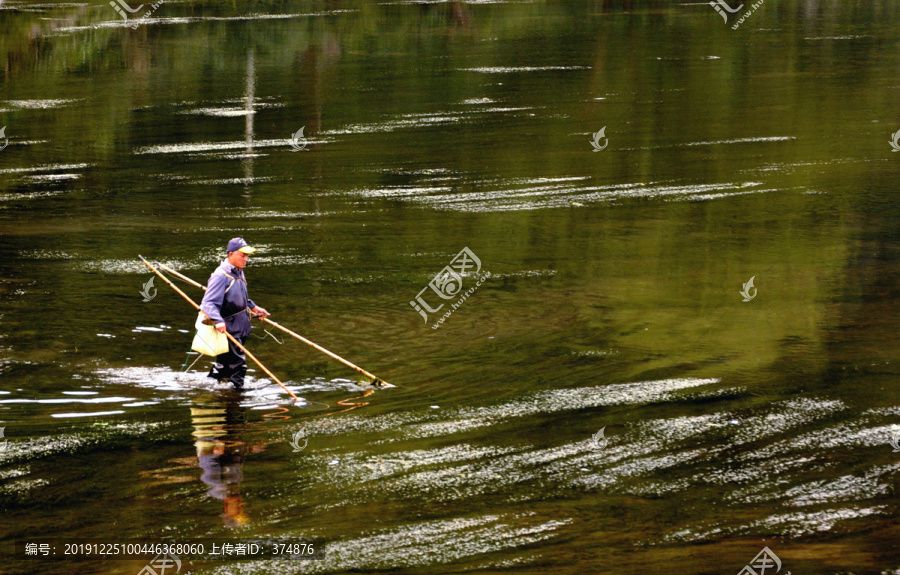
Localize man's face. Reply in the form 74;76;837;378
227;250;250;269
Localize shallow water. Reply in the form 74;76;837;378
2;0;900;573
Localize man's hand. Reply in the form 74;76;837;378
215;322;227;333
251;306;270;319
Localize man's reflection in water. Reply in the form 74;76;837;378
190;391;265;527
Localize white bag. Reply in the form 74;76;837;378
191;313;229;356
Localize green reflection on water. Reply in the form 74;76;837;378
1;1;900;573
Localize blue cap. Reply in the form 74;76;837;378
226;237;256;254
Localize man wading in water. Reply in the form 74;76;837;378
201;237;270;389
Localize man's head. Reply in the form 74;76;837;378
226;237;256;269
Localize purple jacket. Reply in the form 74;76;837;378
200;259;257;338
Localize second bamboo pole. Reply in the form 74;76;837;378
156;262;390;388
138;256;301;402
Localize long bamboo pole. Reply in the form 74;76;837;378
138;256;301;402
156;262;390;388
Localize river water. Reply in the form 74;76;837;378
2;1;900;574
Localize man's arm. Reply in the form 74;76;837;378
247;295;270;318
200;274;228;324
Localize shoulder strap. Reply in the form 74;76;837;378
217;271;246;294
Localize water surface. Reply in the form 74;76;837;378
1;1;900;573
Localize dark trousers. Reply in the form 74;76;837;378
208;335;247;389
